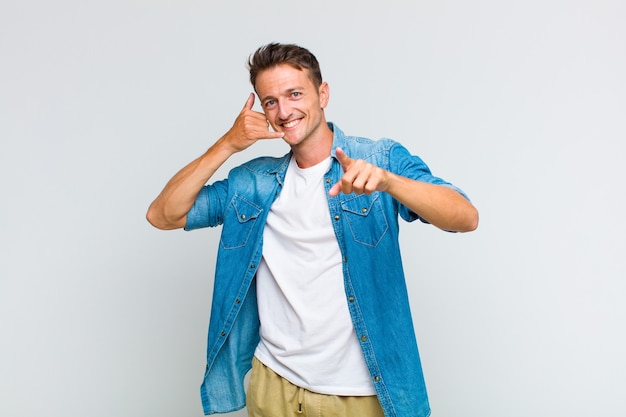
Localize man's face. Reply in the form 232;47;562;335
255;64;329;148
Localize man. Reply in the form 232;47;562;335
147;43;478;417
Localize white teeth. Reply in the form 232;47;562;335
283;119;299;128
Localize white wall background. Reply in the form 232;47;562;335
1;1;624;416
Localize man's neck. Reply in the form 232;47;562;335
290;122;334;168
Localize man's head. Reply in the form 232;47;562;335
248;43;323;91
248;43;331;158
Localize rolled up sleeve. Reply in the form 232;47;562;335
184;179;228;231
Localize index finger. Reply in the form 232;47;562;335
335;147;353;170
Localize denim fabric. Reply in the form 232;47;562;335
186;123;468;417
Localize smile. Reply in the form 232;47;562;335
281;119;301;129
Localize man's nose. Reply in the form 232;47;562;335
277;101;292;120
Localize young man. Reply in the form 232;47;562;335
147;43;478;417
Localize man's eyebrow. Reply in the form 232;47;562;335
260;94;277;103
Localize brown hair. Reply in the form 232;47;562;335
248;43;323;90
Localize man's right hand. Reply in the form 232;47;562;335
222;93;284;153
146;93;285;230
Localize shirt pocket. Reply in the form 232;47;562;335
341;193;389;247
220;195;263;249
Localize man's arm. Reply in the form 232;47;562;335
146;94;284;230
328;148;478;232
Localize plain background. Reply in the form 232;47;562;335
1;1;625;416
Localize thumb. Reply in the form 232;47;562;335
241;93;255;112
328;182;342;197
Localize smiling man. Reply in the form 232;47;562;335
147;43;478;417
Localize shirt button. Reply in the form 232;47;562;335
361;335;367;342
235;299;241;304
334;215;340;221
250;264;256;269
221;331;226;337
374;376;380;382
361;208;367;213
241;214;246;220
326;178;331;183
348;297;355;302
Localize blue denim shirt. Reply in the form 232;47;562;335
185;123;468;417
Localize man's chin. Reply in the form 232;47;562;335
281;133;301;146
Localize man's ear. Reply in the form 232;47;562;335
319;82;330;109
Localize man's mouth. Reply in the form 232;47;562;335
281;119;301;129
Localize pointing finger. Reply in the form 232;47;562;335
335;147;354;170
329;147;353;196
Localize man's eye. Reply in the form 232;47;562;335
292;92;301;97
265;100;275;107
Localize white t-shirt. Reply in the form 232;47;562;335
254;156;375;396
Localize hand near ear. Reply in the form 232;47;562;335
222;93;284;153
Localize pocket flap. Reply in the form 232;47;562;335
231;195;262;224
340;193;379;217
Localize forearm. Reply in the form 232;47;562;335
385;173;479;232
146;138;234;230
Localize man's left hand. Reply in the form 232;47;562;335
329;147;390;197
